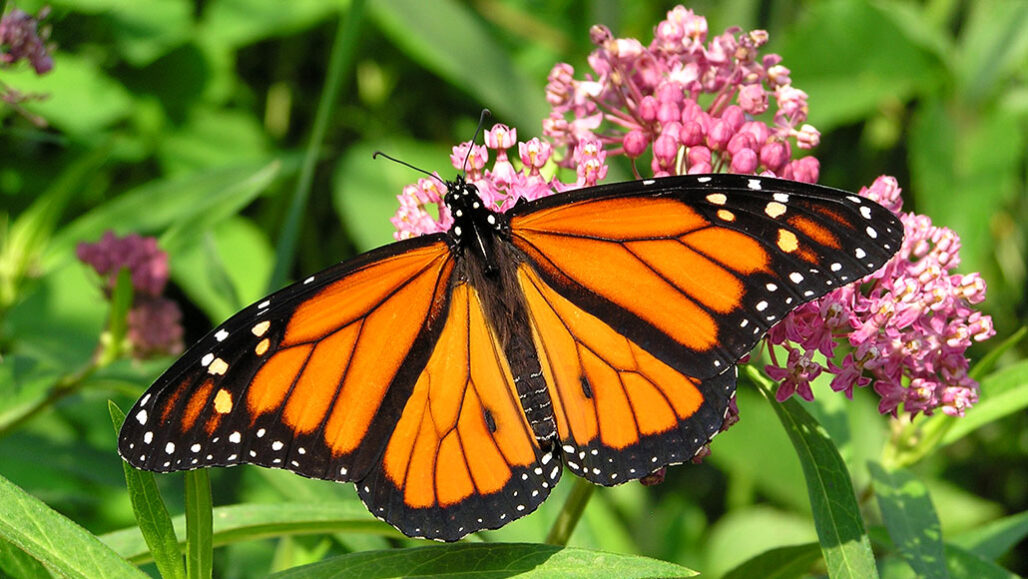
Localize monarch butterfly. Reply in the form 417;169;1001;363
118;171;902;541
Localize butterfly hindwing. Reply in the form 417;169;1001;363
510;174;903;380
357;282;558;541
118;237;455;483
517;264;735;484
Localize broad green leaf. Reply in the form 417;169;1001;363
956;1;1028;103
159;160;282;257
0;355;62;435
709;387;808;513
943;359;1028;444
370;0;548;131
950;510;1028;561
267;543;698;578
333;140;450;252
0;537;53;579
50;0;194;66
101;503;387;563
200;0;345;49
157;106;272;177
776;0;944;130
909;98;1023;277
722;542;823;579
748;366;877;579
110;402;186;579
184;470;213;579
868;463;946;578
170;217;274;322
707;506;817;577
4;53;135;137
0;473;146;578
46;159;288;269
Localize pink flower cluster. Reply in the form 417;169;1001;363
0;6;53;74
77;231;183;357
543;6;820;181
389;5;994;418
391;127;587;239
766;177;994;417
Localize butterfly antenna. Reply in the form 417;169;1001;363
372;151;446;186
461;108;492;175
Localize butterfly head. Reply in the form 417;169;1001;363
444;174;506;250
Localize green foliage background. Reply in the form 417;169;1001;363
1;0;1026;577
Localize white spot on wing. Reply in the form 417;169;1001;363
748;178;762;190
136;410;148;425
642;179;655;185
201;353;214;366
229;431;242;444
215;329;229;342
165;442;175;454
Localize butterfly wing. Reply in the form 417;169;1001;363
509;174;903;481
356;281;558;541
118;237;455;484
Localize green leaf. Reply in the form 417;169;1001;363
101;503;388;563
721;542;823;579
0;537;53;579
46;159;288;269
867;463;946;578
184;470;213;579
747;366;877;579
370;0;548;131
333;139;450;252
266;543;698;578
170;218;274;322
949;508;1028;561
909;98;1024;277
943;358;1028;445
3;53;135;137
956;0;1028;103
159;160;282;257
199;0;344;49
0;356;62;435
110;402;186;579
157;106;272;176
776;0;945;130
707;506;818;577
940;543;1019;579
0;472;147;578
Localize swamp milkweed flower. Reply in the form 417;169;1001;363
393;5;994;419
77;231;184;358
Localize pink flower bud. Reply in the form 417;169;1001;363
623;129;650;158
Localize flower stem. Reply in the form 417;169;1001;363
544;475;594;546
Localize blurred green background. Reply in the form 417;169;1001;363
1;0;1025;576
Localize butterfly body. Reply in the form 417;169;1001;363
119;174;903;541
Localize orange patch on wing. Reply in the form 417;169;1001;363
625;238;744;314
513;197;707;239
181;379;213;432
788;214;841;248
514;232;719;352
383;283;534;509
682;227;770;274
518;266;706;451
323;256;454;456
284;244;449;346
160;380;188;424
246;345;312;416
436;435;474;506
282;325;360;434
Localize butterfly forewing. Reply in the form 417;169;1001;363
510;174;903;380
118;237;455;482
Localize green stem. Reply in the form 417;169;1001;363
545;476;595;546
267;0;367;292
